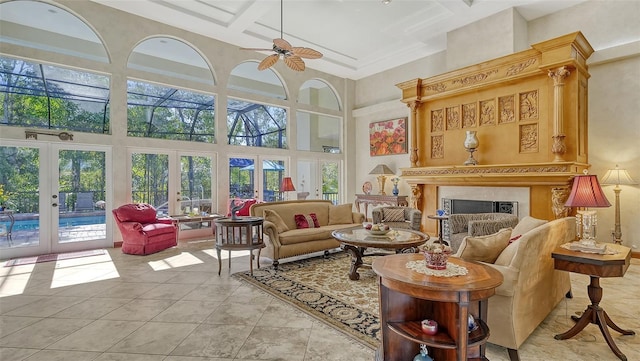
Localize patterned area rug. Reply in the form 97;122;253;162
233;252;380;349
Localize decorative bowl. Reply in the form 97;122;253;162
365;229;391;236
422;248;451;270
421;319;438;335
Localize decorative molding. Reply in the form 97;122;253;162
425;83;446;92
410;184;422;210
402;164;574;176
520;124;539;153
519;90;539;121
452;69;499;86
446;106;460;130
552;187;571;219
462;103;476;128
498;95;515;123
479;99;495;126
506;58;537;76
431;135;444;159
431;109;444;132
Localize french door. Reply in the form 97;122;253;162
129;149;215;239
0;140;112;260
228;155;288;202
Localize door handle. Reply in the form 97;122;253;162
52;203;58;207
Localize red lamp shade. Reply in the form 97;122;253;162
564;174;611;208
280;177;296;192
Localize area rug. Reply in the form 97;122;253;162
4;249;107;267
233;252;381;349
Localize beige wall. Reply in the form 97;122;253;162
353;0;640;249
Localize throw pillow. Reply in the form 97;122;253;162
458;228;512;264
511;216;547;238
264;209;289;233
329;203;353;225
295;213;320;229
382;208;405;222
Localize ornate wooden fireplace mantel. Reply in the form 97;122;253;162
397;32;594;232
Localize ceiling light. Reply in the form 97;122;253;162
382;0;391;4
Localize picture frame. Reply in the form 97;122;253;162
369;117;408;156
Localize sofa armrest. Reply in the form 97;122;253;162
485;263;520;297
118;221;144;234
262;220;282;247
352;212;365;224
156;217;174;225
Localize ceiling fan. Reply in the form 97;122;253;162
241;0;323;71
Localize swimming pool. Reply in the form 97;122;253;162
1;215;106;232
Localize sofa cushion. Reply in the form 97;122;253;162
295;213;320;229
115;203;157;223
264;209;289;233
141;222;176;237
511;216;547;238
458;228;512;263
329;203;353;225
382;208;405;222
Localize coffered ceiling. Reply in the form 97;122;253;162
91;0;585;79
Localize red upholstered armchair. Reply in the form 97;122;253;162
112;203;177;255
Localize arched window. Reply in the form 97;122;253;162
227;61;287;149
126;37;215;142
298;79;340;111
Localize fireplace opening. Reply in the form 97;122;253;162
442;198;518;241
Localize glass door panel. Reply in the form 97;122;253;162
263;159;285;202
57;149;107;246
322;161;340;204
297;160;318;200
229;157;256;200
180;155;213;214
131;152;170;214
0;145;42;254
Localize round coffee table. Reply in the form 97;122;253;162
332;227;429;280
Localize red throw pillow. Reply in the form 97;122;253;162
509;234;522;244
295;213;320;229
235;199;257;217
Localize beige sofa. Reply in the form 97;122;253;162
250;200;365;269
455;216;575;361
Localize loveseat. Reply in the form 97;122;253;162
447;212;519;252
112;203;177;255
371;206;422;231
250;200;365;269
454;216;574;361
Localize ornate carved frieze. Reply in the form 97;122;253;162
462;103;476;128
402;164;572;177
479;99;495;126
452;69;499;86
425;83;446;92
498;95;515;123
519;90;539;120
431;135;444;159
446;106;460;130
520;124;538;153
431;109;444;132
506;58;537;76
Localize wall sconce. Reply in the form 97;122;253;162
25;130;74;141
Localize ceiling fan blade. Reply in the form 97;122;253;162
241;47;274;51
258;54;280;70
291;47;323;59
273;38;292;51
283;55;305;71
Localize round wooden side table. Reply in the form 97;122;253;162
214;216;264;275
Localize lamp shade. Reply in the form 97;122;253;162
564;174;611;208
601;165;638;186
369;164;394;175
280;177;296;192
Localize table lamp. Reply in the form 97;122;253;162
564;172;611;246
280;176;296;201
601;165;637;244
369;164;395;195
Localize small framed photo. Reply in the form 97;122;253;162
369;118;407;156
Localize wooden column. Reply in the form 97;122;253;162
549;66;571;162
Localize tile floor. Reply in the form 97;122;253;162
0;241;638;361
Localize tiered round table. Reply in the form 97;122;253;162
214;216;264;275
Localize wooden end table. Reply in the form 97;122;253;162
427;214;449;245
552;244;635;361
214;216;264;276
372;254;503;361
